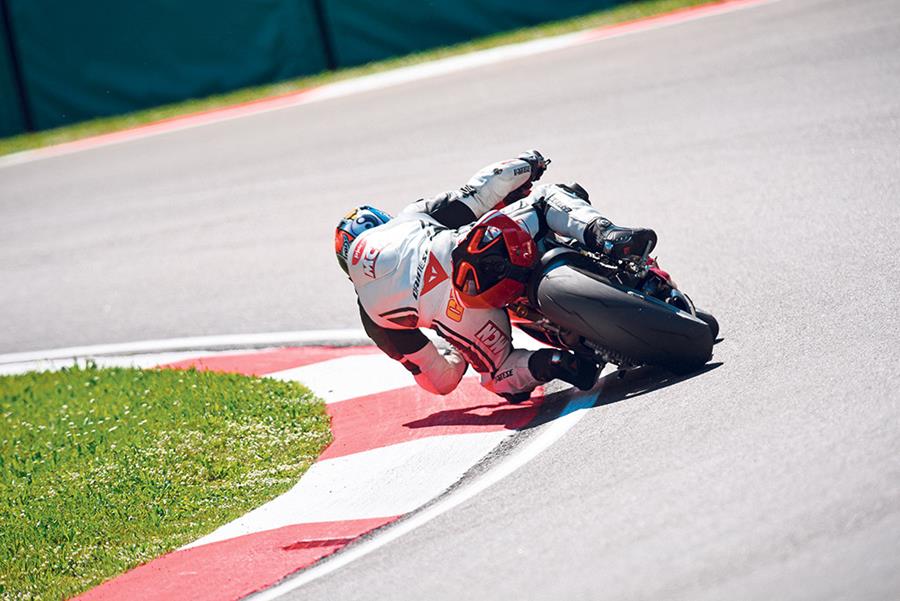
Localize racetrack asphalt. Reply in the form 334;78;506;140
2;0;899;598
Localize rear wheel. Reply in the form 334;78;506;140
534;263;713;373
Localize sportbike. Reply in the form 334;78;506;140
509;236;719;375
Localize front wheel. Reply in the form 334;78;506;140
695;308;719;340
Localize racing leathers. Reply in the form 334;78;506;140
345;155;631;399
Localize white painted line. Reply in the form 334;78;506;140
0;350;258;376
248;393;596;600
0;330;370;366
297;30;588;104
0;328;540;369
0;0;781;169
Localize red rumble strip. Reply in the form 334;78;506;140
322;379;541;460
73;517;394;601
72;346;544;601
162;346;380;375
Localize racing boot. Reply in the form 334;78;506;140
528;349;600;391
585;218;658;260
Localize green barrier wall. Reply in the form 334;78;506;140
1;1;624;136
7;0;328;131
323;0;620;68
0;14;25;137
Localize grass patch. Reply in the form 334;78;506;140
0;0;712;157
0;363;331;600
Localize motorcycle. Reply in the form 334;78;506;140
508;236;719;375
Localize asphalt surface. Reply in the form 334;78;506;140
2;0;900;598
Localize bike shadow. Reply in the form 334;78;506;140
520;361;723;430
403;362;722;432
598;362;722;404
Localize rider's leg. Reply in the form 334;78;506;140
432;307;599;401
483;347;600;401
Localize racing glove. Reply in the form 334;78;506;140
497;150;550;207
517;149;550;182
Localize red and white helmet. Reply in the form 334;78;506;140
450;210;537;308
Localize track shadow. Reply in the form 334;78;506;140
521;361;723;430
402;398;539;431
402;362;722;433
594;362;722;407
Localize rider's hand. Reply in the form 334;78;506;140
517;150;550;182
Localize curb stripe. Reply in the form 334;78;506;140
580;0;779;43
319;379;540;461
270;354;420;404
189;432;511;545
72;517;395;601
161;346;541;462
63;345;541;600
9;341;589;599
249;393;597;600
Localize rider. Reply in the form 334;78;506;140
334;150;656;402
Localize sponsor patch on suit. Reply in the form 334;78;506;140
446;289;465;322
475;321;510;356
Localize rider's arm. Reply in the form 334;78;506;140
358;303;467;394
400;150;548;229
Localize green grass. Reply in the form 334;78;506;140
0;364;331;600
0;0;713;157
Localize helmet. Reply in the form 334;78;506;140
335;206;392;274
451;210;537;308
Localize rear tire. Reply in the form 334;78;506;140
534;264;713;373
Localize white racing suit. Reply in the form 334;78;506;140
346;157;607;397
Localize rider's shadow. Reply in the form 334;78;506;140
403;390;572;430
401;396;546;431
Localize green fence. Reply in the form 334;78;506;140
0;1;622;137
324;1;619;67
0;3;26;137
